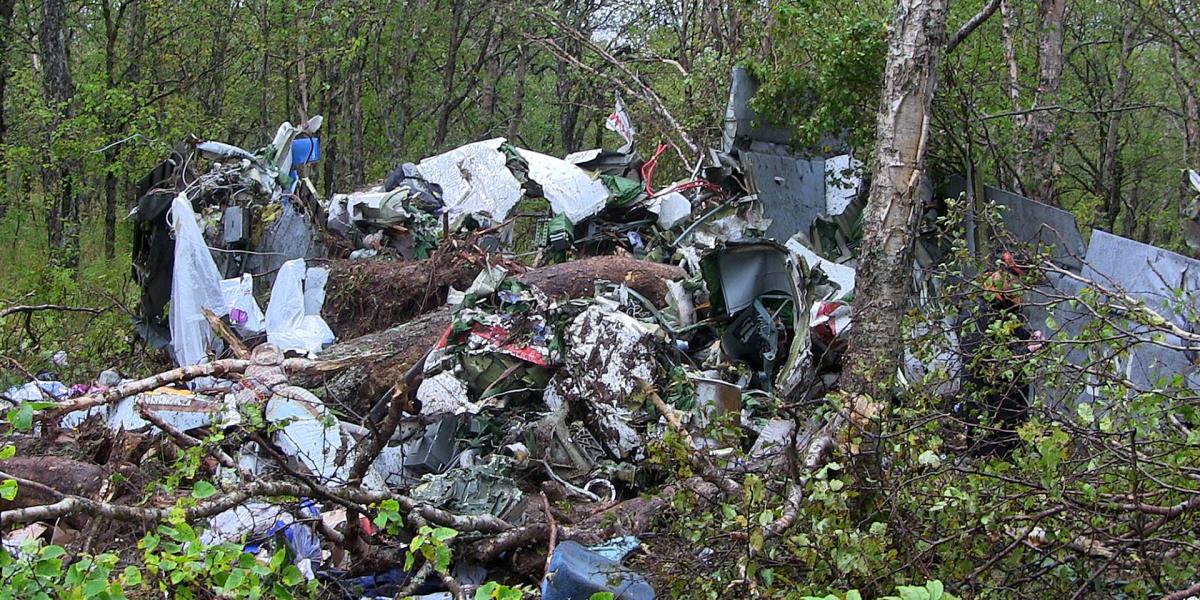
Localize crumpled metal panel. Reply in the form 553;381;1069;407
416;138;523;225
517;148;608;224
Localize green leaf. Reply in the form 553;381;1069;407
122;566;142;586
431;527;458;542
589;594;615;600
0;479;18;501
372;513;389;529
0;445;15;459
82;577;107;598
9;404;33;431
847;591;863;600
434;545;452;573
475;582;499;599
926;580;945;600
224;568;246;591
191;481;217;499
897;586;931;600
918;450;941;467
281;564;303;586
35;558;62;578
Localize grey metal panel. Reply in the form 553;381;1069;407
721;67;793;153
938;176;1086;272
742;152;826;243
246;202;325;291
1083;230;1200;332
987;186;1086;271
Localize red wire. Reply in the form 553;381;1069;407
640;144;669;196
639;142;725;200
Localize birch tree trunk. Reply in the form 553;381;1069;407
837;0;949;473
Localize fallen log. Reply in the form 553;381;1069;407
303;256;686;411
321;253;682;340
0;456;105;512
323;241;500;339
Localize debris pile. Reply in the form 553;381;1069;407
5;68;1200;598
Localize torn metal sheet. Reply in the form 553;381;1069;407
546;306;660;460
517;147;609;224
416;138;523;225
244;201;324;289
564;149;603;165
748;418;794;470
409;455;525;522
541;538;654;600
526;410;604;484
403;415;459;474
942;177;1086;271
196;141;257;162
824;154;864;217
265;387;347;485
721;66;792;153
1075;231;1200;400
706;241;796;317
416;372;478;415
106;388;222;433
701;241;812;397
786;235;856;301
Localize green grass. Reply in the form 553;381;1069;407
0;207;155;389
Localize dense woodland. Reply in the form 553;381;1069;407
3;0;1200;598
1;0;1200;264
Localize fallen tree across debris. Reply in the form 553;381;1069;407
304;255;685;411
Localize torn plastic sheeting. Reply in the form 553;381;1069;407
516;147;609;224
303;266;329;316
647;190;691;229
416;138;523;225
200;502;294;546
167;193;229;375
2;523;49;557
221;273;266;335
265;259;334;355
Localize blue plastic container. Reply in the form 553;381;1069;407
291;137;320;165
541;540;654;600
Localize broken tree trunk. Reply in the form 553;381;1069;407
302;256;685;412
